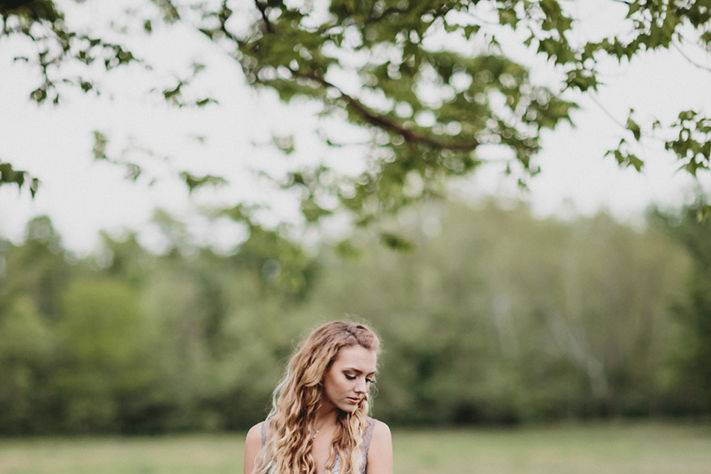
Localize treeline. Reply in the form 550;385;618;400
0;201;709;434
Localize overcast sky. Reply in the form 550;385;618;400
1;1;709;253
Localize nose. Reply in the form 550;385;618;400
354;377;367;394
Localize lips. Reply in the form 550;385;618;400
345;397;361;404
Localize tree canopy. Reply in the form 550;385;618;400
1;0;709;226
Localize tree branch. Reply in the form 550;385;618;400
588;94;626;130
253;0;273;33
672;40;711;73
245;2;477;153
295;69;479;152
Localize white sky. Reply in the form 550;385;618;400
0;1;709;253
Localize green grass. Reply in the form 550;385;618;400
1;422;710;474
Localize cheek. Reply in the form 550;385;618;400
324;373;351;398
335;376;351;394
323;371;342;396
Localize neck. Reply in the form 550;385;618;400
313;399;338;429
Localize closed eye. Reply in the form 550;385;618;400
344;370;377;383
345;373;376;384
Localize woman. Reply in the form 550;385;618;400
243;321;393;474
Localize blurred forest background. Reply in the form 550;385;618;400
2;199;709;435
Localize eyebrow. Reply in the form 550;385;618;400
343;367;377;376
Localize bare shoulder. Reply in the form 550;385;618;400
244;421;265;474
366;418;393;474
246;421;264;446
369;418;391;441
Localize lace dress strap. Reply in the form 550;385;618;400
361;418;376;463
335;418;376;474
361;417;375;473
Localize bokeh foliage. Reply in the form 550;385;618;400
0;200;708;434
1;0;709;224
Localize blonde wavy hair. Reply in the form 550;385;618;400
254;321;380;474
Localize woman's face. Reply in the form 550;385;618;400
321;345;377;413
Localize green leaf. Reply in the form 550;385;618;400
695;204;711;222
300;196;332;223
195;97;218;107
626;110;641;141
179;171;228;193
92;130;109;161
498;8;519;28
463;25;481;39
380;232;413;251
272;134;295;155
0;161;40;197
334;239;361;259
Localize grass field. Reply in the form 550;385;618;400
1;422;710;474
